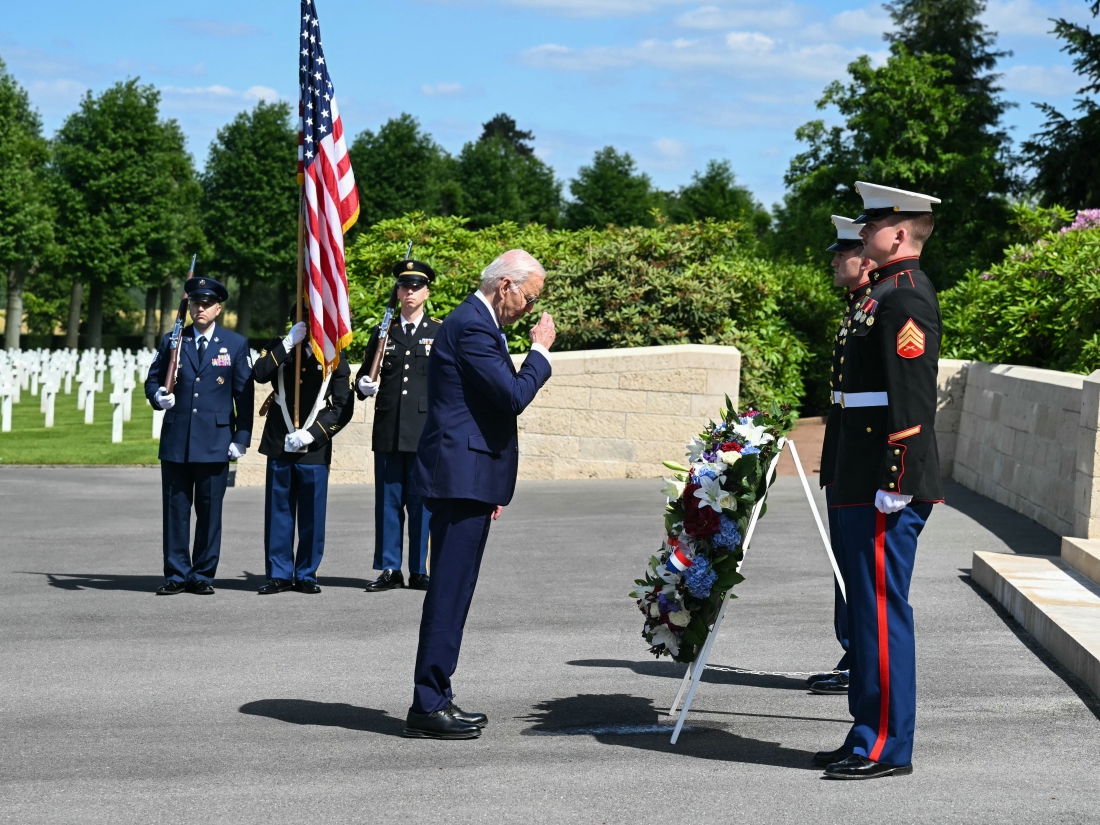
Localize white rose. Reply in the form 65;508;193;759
668;609;691;627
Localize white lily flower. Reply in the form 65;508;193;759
732;421;775;447
661;477;686;501
649;624;681;656
686;436;706;463
694;474;734;513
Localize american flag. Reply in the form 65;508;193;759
298;0;359;373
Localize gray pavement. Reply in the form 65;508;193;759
0;467;1097;824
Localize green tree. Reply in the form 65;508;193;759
0;58;55;350
565;146;657;229
52;79;202;349
478;113;536;157
1022;2;1100;207
202;100;298;338
774;1;1014;287
347;113;449;229
667;160;771;234
451;134;561;228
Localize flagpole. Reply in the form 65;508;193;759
294;194;304;429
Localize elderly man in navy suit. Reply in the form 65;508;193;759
403;249;556;740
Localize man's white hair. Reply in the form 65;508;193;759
479;249;545;295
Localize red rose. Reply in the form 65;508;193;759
720;440;742;453
683;484;720;537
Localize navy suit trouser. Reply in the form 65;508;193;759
838;500;933;767
825;486;851;672
374;451;430;574
161;460;228;584
264;458;329;583
411;498;495;714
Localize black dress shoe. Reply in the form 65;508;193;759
806;670;841;687
408;573;430;591
824;754;913;779
258;579;293;595
365;570;404;592
189;580;215;595
810;672;850;695
813;746;853;767
447;701;487;728
156;581;187;595
295;580;322;594
403;707;482;739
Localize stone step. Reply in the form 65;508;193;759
1061;537;1100;587
972;551;1100;698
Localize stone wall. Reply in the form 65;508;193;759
235;343;741;487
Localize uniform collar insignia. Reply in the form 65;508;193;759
871;257;920;281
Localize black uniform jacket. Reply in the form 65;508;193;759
144;323;254;464
253;338;354;466
819;283;867;488
830;257;943;505
355;314;442;453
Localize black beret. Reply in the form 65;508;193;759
185;277;228;302
392;259;436;287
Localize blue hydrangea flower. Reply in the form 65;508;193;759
741;445;760;456
684;556;718;598
713;515;742;549
691;465;718;484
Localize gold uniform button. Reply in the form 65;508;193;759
889;483;896;489
865;288;871;295
839;375;843;382
866;427;872;433
894;449;901;455
840;357;844;364
891;465;898;472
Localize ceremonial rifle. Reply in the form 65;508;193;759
164;254;197;394
365;241;413;382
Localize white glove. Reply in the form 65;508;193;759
875;490;913;514
282;322;308;351
357;375;379;397
228;442;247;460
154;387;175;411
284;429;315;453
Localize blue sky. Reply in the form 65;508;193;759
2;0;1095;208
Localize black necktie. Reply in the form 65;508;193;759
197;338;207;362
405;322;414;338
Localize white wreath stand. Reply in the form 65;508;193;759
667;438;844;744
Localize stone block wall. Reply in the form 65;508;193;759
235;343;741;486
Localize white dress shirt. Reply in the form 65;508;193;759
473;290;551;363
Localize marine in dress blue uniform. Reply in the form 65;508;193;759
403;250;555;740
819;182;944;780
144;277;254;595
354;259;442;592
251;308;355;595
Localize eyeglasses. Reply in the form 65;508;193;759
510;285;540;307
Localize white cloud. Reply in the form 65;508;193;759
799;4;891;44
420;81;465;96
1001;63;1082;95
160;84;286;113
676;3;804;31
501;0;690;17
654;137;688;158
244;85;279;101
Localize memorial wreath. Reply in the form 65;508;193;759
631;399;796;663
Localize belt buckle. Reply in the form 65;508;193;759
839;392;846;409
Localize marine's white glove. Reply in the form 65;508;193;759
875;490;912;514
228;442;247;460
284;429;315;453
282;322;308;351
357;375;380;397
154;387;175;411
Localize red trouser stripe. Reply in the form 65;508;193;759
870;509;890;762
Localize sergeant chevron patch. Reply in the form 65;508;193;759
897;319;926;358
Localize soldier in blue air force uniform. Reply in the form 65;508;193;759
144;277;254;596
816;182;943;781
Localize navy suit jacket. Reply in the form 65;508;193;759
413;293;552;506
144;322;254;464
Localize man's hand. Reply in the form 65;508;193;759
875;490;912;514
154;387;175;411
492;505;504;521
282;321;308;351
529;312;556;350
284;429;315;453
228;442;247;460
357;375;380;397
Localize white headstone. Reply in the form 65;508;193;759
110;385;124;443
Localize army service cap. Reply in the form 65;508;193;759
852;181;941;223
393;258;436;288
827;215;863;252
185;277;229;303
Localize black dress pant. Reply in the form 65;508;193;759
161;461;229;584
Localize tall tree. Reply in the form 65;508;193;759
348;114;448;229
0;58;54;350
667;159;771;234
478;113;536;157
1022;2;1100;207
565;147;657;230
452;134;561;228
52;80;201;349
774;1;1014;286
202;100;298;337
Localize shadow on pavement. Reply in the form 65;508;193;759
239;699;406;735
567;658;810;690
316;575;372;590
941;479;1060;556
26;571;269;592
523;693;818;770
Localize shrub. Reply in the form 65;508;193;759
344;215;843;410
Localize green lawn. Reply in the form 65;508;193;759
0;382;160;465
